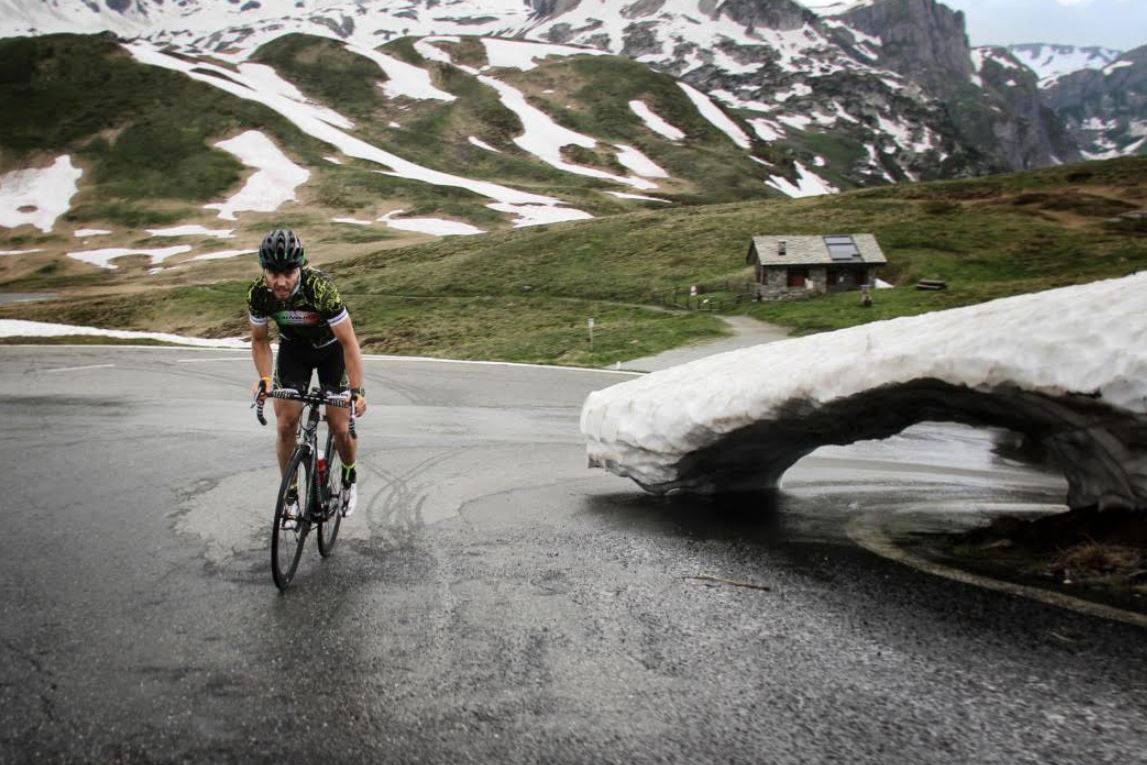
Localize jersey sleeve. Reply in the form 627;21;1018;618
312;272;349;327
246;280;269;326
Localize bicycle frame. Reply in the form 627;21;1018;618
255;387;357;521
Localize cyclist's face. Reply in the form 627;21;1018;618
264;267;301;299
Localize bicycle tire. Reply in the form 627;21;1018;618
317;430;343;557
271;446;312;591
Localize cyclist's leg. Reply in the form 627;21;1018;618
318;341;356;472
273;340;311;475
319;342;357;516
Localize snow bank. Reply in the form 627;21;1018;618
582;273;1147;497
0;319;247;348
678;83;751;149
379;210;485;236
74;228;111;238
205;130;310;221
628;100;686;141
0;155;83;233
0;248;44;256
67;245;192;270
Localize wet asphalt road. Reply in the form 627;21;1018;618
1;346;1145;763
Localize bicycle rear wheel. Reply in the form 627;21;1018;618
317;432;343;557
271;446;313;591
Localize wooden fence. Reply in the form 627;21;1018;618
650;280;759;311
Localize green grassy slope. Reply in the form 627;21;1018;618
2;147;1141;365
0;34;326;225
320;155;1146;337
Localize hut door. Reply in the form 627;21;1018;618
787;268;808;288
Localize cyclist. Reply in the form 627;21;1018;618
248;229;367;526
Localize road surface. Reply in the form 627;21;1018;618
1;346;1144;763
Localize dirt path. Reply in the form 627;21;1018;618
619;314;789;372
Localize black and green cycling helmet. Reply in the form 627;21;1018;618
259;228;305;272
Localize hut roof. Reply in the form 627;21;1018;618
747;235;887;267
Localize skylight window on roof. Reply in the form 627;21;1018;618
825;235;860;261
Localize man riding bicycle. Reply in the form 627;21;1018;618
248;229;367;526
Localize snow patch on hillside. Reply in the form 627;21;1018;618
629;100;685;142
379;210;485;236
146;225;235;238
486;203;593;228
204;130;310;221
468;136;502;153
67;245;192;270
0;155;83;234
766;161;837;198
678;83;751;149
73;228;112;237
188;249;254;262
1008;43;1123;85
607;192;671;204
614;145;668;179
481;38;608;71
479;74;658;190
348;43;456;102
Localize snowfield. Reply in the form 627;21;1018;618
0;155;83;234
581;273;1147;494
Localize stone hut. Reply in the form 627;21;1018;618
746;234;887;300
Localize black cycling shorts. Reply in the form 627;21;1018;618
274;339;348;394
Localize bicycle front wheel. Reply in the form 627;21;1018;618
271;446;312;591
317;433;343;557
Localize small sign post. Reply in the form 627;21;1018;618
588;317;595;351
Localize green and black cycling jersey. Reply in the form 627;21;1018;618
247;267;349;348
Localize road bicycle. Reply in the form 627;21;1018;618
254;386;356;591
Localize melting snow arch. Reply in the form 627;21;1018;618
581;275;1147;512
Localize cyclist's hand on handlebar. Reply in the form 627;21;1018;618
351;389;367;417
252;376;272;402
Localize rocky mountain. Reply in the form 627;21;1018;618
1043;46;1147;160
830;0;1079;169
0;0;1141;245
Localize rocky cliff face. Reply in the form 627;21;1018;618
836;0;1077;170
1043;46;1147;159
837;0;971;89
